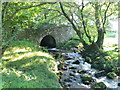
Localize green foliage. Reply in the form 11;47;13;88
2;2;118;54
1;40;61;88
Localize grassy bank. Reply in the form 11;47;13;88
1;40;61;88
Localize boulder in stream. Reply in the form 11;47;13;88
81;75;94;85
72;60;80;64
107;72;117;79
69;66;77;69
64;78;72;82
63;83;71;87
91;82;107;90
118;83;120;87
69;72;75;76
94;70;106;78
85;56;92;63
77;70;87;74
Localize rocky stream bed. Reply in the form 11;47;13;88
48;48;120;89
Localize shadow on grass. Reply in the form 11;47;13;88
5;56;52;69
2;56;60;88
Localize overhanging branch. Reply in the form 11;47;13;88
3;2;56;27
59;2;87;46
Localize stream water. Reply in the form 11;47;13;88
48;48;119;89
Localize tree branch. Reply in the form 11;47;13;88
3;2;56;27
2;2;9;22
81;0;92;43
102;2;112;31
41;7;63;15
59;2;87;46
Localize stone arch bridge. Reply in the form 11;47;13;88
19;25;76;48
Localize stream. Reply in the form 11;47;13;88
48;48;119;89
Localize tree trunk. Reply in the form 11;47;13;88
96;29;104;49
84;43;99;51
94;2;104;49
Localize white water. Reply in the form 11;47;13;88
59;52;118;88
48;48;118;88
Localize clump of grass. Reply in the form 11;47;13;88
1;40;61;88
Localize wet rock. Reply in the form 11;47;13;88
69;76;73;79
64;78;72;82
72;60;80;64
58;63;66;70
62;67;67;71
112;67;120;76
107;72;117;79
91;82;107;90
72;71;76;73
94;70;106;78
63;82;71;87
118;83;120;86
57;71;63;76
91;61;105;70
66;57;73;60
73;78;76;81
77;70;87;74
85;56;92;63
61;65;68;71
69;67;77;69
81;75;94;85
83;81;91;85
69;73;75;76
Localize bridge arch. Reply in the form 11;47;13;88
40;35;56;48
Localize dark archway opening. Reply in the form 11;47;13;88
40;35;56;48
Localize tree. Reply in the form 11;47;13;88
1;1;117;55
2;2;57;55
59;1;117;50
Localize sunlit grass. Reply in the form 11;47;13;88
1;40;61;88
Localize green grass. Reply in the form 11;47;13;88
1;40;61;88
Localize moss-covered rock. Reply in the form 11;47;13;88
85;56;92;63
103;63;113;72
77;70;87;74
94;70;106;78
63;82;71;87
107;72;117;79
81;75;94;85
91;82;107;90
112;67;120;76
91;61;105;70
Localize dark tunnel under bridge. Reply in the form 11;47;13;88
40;35;56;48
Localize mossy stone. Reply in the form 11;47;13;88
85;56;92;63
107;72;117;79
91;82;107;90
81;75;94;85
